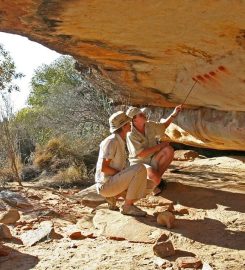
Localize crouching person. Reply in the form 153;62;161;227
95;111;147;217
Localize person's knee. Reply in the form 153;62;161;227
161;145;174;159
167;145;174;159
135;164;147;176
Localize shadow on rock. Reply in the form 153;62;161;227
172;217;245;250
4;237;23;245
167;249;196;261
161;182;245;213
0;244;39;270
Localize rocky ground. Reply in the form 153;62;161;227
0;154;244;270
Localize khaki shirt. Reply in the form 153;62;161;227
126;121;166;165
95;133;127;189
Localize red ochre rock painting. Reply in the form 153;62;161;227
192;66;230;86
218;65;230;74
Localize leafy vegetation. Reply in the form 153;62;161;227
0;43;24;93
0;47;122;187
0;44;24;185
2;54;118;187
28;56;82;107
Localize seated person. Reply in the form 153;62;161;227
126;105;182;195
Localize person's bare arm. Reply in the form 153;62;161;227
101;158;119;176
137;142;169;159
161;105;183;128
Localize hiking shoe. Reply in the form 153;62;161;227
153;179;167;196
121;205;147;217
105;197;119;211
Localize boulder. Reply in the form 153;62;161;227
20;221;63;246
157;211;175;229
0;209;20;225
0;224;12;239
93;209;162;243
20;165;40;181
176;257;202;269
0;245;9;257
0;191;32;209
173;150;199;161
76;185;106;208
153;233;175;258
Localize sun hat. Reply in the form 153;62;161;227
109;111;131;133
126;106;143;118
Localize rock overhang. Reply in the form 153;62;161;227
0;0;244;150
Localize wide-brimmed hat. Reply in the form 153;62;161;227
126;106;144;118
109;111;131;133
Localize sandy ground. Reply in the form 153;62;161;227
0;156;244;270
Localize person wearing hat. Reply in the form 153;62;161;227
95;111;148;217
126;105;182;195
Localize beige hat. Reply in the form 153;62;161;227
126;106;143;118
109;111;131;133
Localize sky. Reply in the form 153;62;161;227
0;32;60;112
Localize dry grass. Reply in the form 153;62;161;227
34;137;70;170
46;137;68;157
33;137;85;170
32;137;94;187
34;151;53;170
0;167;16;184
50;166;83;188
0;155;23;186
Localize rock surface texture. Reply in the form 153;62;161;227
0;1;244;149
0;156;244;269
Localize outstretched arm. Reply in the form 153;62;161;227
161;104;183;128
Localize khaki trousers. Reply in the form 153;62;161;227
98;164;147;200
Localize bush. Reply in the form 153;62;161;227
49;166;84;188
31;136;97;188
20;165;41;181
33;137;83;171
46;137;67;157
34;151;53;170
0;168;16;184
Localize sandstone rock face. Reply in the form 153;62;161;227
93;209;162;243
164;108;245;150
0;1;244;150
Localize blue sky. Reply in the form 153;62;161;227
0;32;60;112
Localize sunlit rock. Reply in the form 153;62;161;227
0;1;244;150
